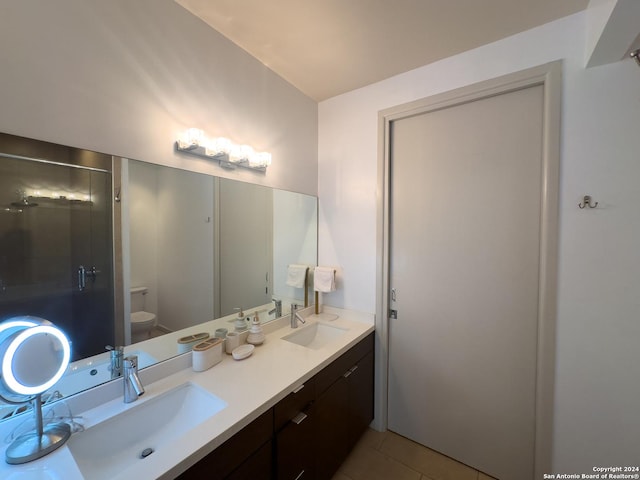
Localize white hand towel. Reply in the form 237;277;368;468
314;266;336;293
286;264;308;288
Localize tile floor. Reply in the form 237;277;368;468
332;429;497;480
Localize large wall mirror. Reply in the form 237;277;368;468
0;133;317;420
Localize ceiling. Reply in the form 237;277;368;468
175;0;589;101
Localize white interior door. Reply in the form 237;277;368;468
219;180;273;317
388;84;544;480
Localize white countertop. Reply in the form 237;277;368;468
0;307;374;480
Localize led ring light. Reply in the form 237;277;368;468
2;324;71;396
0;316;73;465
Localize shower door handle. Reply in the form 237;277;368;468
78;265;86;291
78;265;100;291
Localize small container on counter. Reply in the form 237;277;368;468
192;337;224;372
177;332;210;354
225;331;242;354
247;311;265;345
214;328;228;339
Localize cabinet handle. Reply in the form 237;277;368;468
292;384;305;394
291;412;308;425
343;370;352;378
294;470;305;480
350;365;359;373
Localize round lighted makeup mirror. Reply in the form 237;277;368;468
0;316;72;464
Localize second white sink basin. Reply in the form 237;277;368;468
282;322;348;349
67;382;226;480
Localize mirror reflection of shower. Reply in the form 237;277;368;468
0;145;115;362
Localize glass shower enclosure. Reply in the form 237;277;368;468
0;136;114;361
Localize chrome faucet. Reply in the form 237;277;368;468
106;345;124;379
290;303;306;328
123;355;145;403
269;298;282;318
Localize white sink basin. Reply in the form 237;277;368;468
282;322;348;349
67;383;226;480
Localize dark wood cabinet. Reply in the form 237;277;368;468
176;409;273;480
313;334;375;480
176;332;374;480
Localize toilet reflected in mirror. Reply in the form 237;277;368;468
130;287;157;343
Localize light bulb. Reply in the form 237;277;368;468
251;152;272;167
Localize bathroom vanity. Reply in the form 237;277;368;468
0;307;374;480
178;330;374;480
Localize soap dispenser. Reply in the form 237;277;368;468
247;311;265;345
234;307;247;332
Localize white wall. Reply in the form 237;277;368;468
318;11;640;473
0;0;317;195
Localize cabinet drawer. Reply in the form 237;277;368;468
315;333;374;395
274;377;315;432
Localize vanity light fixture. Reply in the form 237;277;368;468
175;129;271;172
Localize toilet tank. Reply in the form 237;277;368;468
130;286;148;312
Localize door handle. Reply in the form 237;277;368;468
78;265;86;291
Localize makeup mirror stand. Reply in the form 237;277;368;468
5;394;71;464
0;317;72;464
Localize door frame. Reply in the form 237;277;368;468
375;61;561;477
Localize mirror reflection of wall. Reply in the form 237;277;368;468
273;189;318;303
125;159;317;343
127;160;215;339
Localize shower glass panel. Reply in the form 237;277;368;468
0;156;114;361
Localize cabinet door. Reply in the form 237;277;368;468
312;376;349;480
347;350;374;450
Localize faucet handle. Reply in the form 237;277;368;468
124;355;138;369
